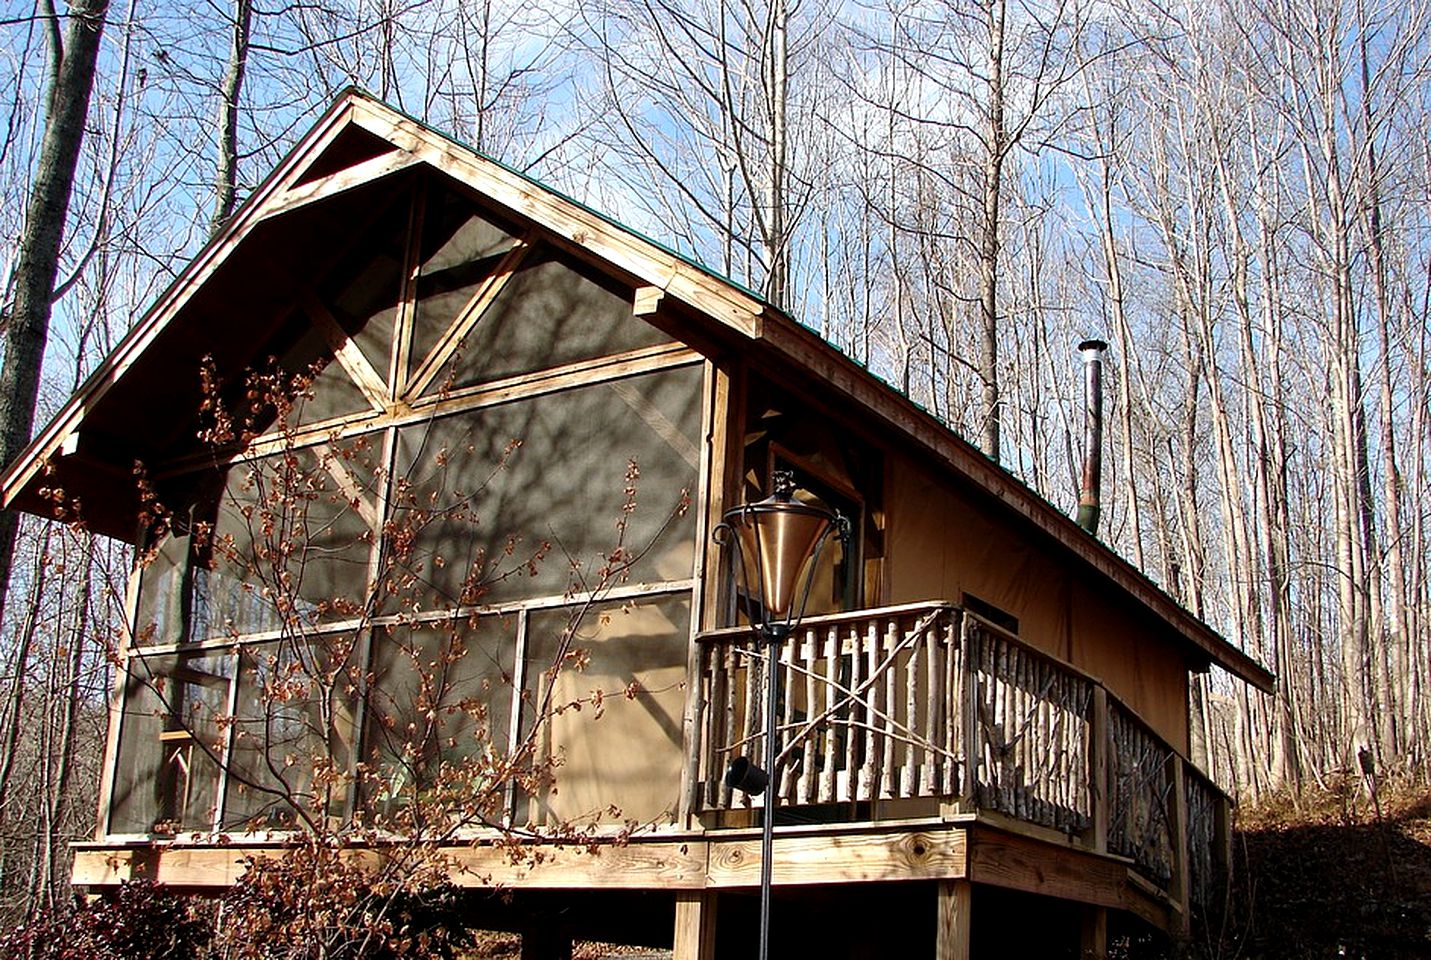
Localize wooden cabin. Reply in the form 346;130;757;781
1;91;1273;958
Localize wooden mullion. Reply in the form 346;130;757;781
317;445;381;529
346;424;397;827
211;646;242;831
404;235;534;399
154;345;700;478
411;344;696;420
125;580;692;659
301;292;391;412
680;360;725;826
504;610;531;829
95;559;145;837
390;178;426;398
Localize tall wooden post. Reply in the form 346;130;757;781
1090;687;1108;854
936;879;972;960
1082;687;1110;959
673;890;718;960
959;617;979;811
1080;907;1108;960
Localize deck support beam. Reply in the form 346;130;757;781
673;890;718;960
936;879;972;960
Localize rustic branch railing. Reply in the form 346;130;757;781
967;614;1093;834
1184;764;1229;910
693;601;1231;914
1106;700;1176;884
692;603;962;810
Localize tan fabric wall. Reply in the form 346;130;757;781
885;457;1190;752
525;598;690;828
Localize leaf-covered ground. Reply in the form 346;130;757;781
1202;778;1431;960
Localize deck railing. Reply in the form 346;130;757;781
692;601;1231;913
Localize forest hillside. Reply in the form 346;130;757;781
1220;780;1431;960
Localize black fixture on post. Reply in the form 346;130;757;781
714;469;846;960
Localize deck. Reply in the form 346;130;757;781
691;602;1231;927
72;602;1229;950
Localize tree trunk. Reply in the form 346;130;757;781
0;0;111;617
977;0;1007;462
211;0;254;232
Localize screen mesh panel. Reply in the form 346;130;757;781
222;637;360;830
419;249;672;394
361;617;518;827
409;186;521;378
389;365;701;611
110;651;233;834
316;184;411;384
136;442;381;645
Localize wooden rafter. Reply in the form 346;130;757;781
345;100;767;340
300;291;390;412
258;147;420;223
0;100;368;507
403;234;534;400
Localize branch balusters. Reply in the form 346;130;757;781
692;601;1230;906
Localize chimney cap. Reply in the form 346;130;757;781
1078;338;1109;354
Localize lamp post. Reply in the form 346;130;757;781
714;470;845;960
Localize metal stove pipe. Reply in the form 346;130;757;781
1076;339;1108;536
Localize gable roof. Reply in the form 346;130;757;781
0;89;1273;692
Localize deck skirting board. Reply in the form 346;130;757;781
70;820;1174;931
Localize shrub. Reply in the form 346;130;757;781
0;879;211;960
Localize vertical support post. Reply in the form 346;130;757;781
674;891;718;960
348;422;398;824
936;879;972;960
1213;788;1232;880
959;616;979;811
95;559;145;837
503;610;531;828
1169;757;1191;936
682;361;729;827
1080;906;1108;960
1090;687;1108;853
